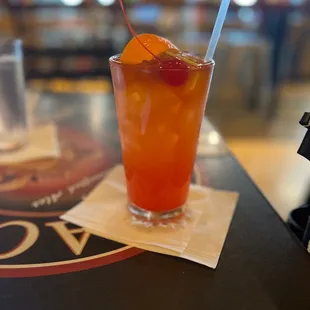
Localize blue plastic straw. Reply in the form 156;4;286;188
205;0;230;61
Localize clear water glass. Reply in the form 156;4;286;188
0;39;27;151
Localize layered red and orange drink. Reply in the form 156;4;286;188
110;34;214;220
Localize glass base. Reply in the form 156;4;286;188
128;202;185;221
0;131;27;152
0;140;26;152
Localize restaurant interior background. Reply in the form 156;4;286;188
1;0;309;222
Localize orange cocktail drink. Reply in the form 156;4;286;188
110;35;214;220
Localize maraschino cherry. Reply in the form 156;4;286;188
160;57;189;86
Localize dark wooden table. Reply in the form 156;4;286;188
0;92;309;310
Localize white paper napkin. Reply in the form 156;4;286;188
62;165;239;268
0;123;60;164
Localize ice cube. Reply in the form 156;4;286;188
182;72;200;94
122;83;147;121
127;83;146;104
131;92;142;103
151;82;182;115
179;52;206;66
120;120;142;153
140;94;151;135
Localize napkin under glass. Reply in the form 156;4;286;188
62;165;239;268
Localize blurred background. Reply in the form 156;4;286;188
1;0;309;221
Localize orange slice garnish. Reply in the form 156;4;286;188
121;33;178;64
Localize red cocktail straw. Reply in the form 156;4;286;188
118;0;160;61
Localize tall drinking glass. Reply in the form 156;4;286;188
110;55;214;220
0;39;27;151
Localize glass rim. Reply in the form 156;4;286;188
109;54;215;72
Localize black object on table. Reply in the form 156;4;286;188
288;112;310;249
0;92;310;310
298;112;310;161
